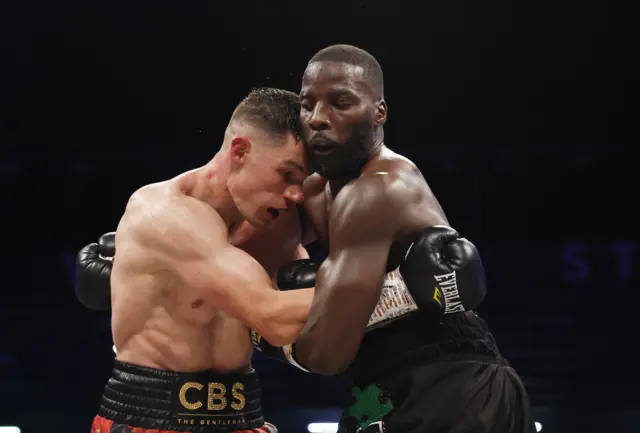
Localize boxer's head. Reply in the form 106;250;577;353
224;88;309;227
300;45;387;181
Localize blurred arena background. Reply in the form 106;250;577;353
0;1;637;432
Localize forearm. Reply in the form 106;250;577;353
258;288;314;347
294;252;387;375
295;284;372;375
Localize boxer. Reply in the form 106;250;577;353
79;87;317;433
253;45;536;433
77;49;536;432
285;45;536;433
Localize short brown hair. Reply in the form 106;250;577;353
230;87;303;141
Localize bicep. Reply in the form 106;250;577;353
321;178;400;291
310;176;404;320
309;224;394;333
185;245;312;346
320;239;389;295
297;215;394;373
192;245;275;326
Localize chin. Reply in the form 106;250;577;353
245;213;268;229
317;165;360;182
234;201;260;227
248;219;266;229
313;157;368;181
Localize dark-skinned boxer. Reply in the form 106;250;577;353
77;46;535;433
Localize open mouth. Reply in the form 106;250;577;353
313;142;336;155
310;136;337;155
267;208;280;219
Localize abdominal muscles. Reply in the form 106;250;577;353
111;267;253;373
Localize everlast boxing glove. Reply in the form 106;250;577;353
400;225;486;318
75;232;115;311
251;259;319;372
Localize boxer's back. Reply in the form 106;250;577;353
111;181;253;373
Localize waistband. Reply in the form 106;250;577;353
349;312;505;384
98;360;264;432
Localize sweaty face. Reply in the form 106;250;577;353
228;133;309;228
300;61;378;181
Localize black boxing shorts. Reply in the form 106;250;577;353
92;360;276;433
338;354;537;433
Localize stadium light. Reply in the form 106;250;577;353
307;423;339;433
308;421;540;433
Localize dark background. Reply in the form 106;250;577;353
0;0;638;432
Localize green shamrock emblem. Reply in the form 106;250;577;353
346;384;394;432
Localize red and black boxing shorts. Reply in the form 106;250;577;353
91;360;277;433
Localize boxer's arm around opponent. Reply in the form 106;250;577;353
295;171;447;374
133;195;313;347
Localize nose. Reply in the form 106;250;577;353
283;185;304;204
308;104;331;132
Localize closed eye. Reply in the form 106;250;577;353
281;170;301;184
333;101;352;109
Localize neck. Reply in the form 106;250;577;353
369;127;385;155
188;153;244;231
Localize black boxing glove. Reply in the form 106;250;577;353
251;259;319;372
400;225;486;318
75;232;115;311
277;259;320;290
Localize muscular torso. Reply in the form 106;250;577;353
112;179;304;373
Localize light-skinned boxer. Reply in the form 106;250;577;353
78;87;318;433
77;47;536;433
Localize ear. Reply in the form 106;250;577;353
229;137;252;164
374;99;387;126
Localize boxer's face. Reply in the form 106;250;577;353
228;132;308;228
300;61;384;181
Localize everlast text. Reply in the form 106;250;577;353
434;272;466;314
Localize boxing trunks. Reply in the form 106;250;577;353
338;270;536;433
92;360;276;433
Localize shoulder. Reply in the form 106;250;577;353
333;159;422;219
327;170;410;242
125;184;226;256
331;154;447;235
122;181;169;222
